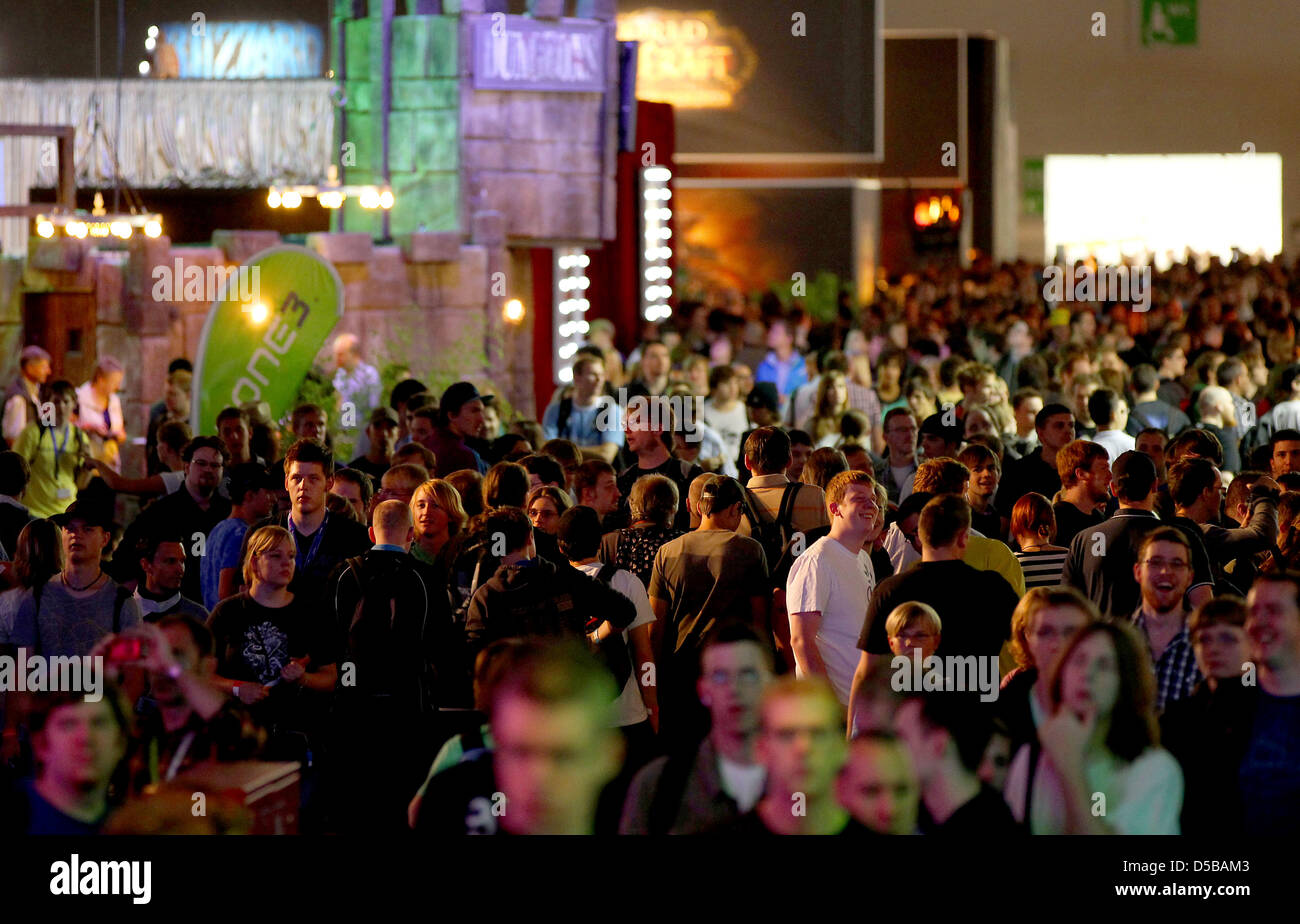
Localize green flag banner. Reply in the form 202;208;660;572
191;245;344;435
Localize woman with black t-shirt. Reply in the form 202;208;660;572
206;526;337;745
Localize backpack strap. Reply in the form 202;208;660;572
648;745;700;835
112;585;132;634
775;481;801;532
739;486;767;532
31;580;44;655
557;395;574;439
1022;738;1041;835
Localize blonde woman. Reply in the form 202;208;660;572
997;586;1096;758
206;526;337;714
409;479;468;568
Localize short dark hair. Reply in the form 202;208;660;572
520;453;565;488
1168;458;1220;508
744;426;791;475
1216;358;1246;388
1137;526;1192;562
572;459;615;498
183;435;229;465
156;420;192;454
1011;387;1042;411
390;378;429;411
167;358;193;376
480;505;534;555
1250;571;1300;612
156;612;215;658
1272;429;1300;452
136;531;186;568
1132;364;1160;393
1188;596;1247;640
883;407;915;430
0;451;31;496
1135;427;1168;446
284;438;333;477
907;691;994;773
1035;403;1073;430
1167;428;1223;468
333;467;374;507
227;462;272;506
483;461;530;509
216;406;249;428
787;429;814;449
918;495;971;549
1087;388;1124;427
1225;470;1266;513
539;439;582;470
556;505;603;561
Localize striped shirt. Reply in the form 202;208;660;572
1014;548;1070;589
1132;607;1202;713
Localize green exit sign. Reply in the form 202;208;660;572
1141;0;1198;46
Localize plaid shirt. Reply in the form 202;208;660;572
1132;606;1203;712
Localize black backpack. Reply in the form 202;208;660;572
339;555;436;716
740;482;800;578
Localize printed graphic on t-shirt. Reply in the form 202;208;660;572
240;620;291;684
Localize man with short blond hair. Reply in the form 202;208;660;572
786;471;880;703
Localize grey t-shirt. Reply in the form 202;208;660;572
10;577;143;657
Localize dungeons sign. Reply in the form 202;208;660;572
471;16;607;93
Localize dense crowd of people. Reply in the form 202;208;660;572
2;253;1300;835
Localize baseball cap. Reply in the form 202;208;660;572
746;382;780;413
19;345;51;365
919;412;962;445
368;406;399;427
1112;450;1157;499
439;382;493;417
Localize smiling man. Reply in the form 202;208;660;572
1131;527;1200;712
786;471;880;704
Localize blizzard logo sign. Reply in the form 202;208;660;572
231;291;311;405
50;854;151;904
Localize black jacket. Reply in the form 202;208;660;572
465;557;637;658
331;548;470;710
111;487;232;602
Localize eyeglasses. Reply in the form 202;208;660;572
705;668;763;687
1141;558;1189;572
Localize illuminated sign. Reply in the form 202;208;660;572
617;9;757;108
159;21;323;79
472;17;607;93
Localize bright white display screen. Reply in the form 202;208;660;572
1044;154;1282;270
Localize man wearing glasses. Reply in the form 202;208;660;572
874;408;918;504
110;436;232;604
1132;527;1201;712
619;623;773;834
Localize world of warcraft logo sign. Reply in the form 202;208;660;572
617;9;758;108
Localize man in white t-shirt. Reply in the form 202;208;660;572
786;470;880;703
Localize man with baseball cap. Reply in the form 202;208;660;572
428;382;489;478
349;406;401;483
736;383;781;486
1063;450;1215;620
3;346;51;446
10;495;143;658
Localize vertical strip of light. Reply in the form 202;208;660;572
554;246;591;385
641;166;673;321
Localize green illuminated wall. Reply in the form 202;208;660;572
334;9;461;236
